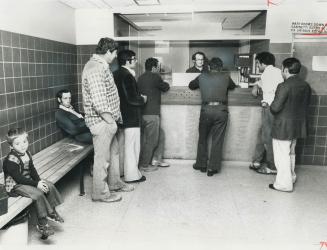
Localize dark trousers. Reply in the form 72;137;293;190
194;106;228;171
139;115;165;167
252;106;275;170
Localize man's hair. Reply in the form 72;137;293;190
282;57;301;74
255;52;275;66
95;37;118;55
145;58;158;71
209;57;223;71
192;51;205;61
56;89;71;100
7;128;28;146
117;50;136;66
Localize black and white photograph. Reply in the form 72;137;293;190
0;0;327;249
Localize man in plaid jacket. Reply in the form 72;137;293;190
82;38;134;203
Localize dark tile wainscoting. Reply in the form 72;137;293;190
0;30;78;170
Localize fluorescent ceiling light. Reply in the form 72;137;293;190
133;0;160;6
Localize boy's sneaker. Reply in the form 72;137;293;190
47;212;64;223
36;223;55;238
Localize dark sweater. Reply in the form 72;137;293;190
3;150;40;195
186;66;209;73
189;71;236;104
137;71;170;115
55;108;90;136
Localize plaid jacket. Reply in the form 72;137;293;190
82;54;122;127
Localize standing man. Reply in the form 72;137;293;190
82;38;134;203
114;50;147;183
269;58;311;192
250;52;284;175
137;57;170;170
189;58;236;176
186;51;209;73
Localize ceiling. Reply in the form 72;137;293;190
120;11;264;31
58;0;268;9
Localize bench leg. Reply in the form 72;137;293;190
79;164;86;196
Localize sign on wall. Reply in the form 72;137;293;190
291;21;327;36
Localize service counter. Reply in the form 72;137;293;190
160;87;262;162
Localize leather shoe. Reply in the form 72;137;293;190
207;169;218;177
193;163;206;172
125;176;146;183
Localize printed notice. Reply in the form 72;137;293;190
291;21;327;36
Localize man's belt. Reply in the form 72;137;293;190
203;101;226;106
261;102;269;107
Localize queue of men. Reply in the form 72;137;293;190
186;50;310;191
55;37;311;201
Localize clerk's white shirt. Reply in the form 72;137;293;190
257;65;284;105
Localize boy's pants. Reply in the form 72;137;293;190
13;180;63;220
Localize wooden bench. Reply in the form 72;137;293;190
0;137;93;229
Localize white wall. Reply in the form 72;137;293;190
0;0;75;44
266;2;327;43
75;9;114;45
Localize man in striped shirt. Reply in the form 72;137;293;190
82;38;134;203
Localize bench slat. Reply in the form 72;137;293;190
0;198;32;229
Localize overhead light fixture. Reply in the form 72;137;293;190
133;0;160;6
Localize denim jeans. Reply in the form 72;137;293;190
13;180;62;220
253;106;275;170
89;121;123;199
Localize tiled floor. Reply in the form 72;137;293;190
25;160;327;249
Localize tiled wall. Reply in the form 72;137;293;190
294;42;327;166
0;30;78;170
76;45;96;111
296;95;327;165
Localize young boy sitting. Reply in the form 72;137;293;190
2;128;64;238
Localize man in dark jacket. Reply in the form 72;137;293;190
269;57;311;192
55;89;92;144
189;57;236;176
137;57;170;170
186;51;209;73
114;50;147;183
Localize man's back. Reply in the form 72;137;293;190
198;72;235;103
271;75;311;140
137;71;169;115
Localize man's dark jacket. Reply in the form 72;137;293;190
114;67;145;128
137;71;170;115
270;75;311;140
186;66;209;73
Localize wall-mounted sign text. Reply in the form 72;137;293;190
291;22;327;36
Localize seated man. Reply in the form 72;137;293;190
55;89;92;144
